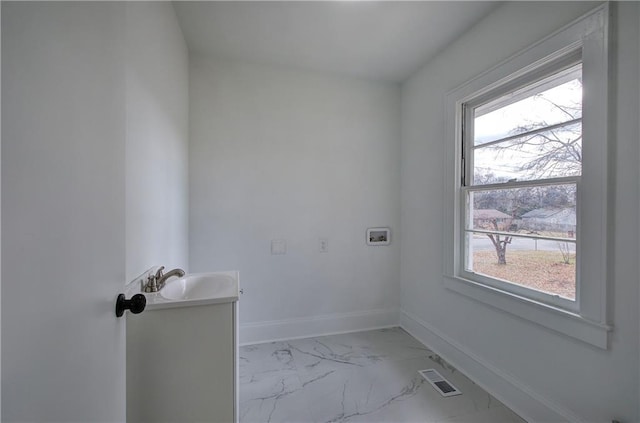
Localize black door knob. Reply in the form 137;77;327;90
115;293;146;317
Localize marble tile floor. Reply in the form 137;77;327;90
239;327;526;423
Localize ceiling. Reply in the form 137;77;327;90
172;1;499;83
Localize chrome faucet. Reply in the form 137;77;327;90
155;266;185;291
142;266;185;292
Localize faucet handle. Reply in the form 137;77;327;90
143;274;158;293
155;266;165;279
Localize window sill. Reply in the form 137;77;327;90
443;274;611;349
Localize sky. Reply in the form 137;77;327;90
472;68;583;183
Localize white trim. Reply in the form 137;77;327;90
232;302;239;423
444;275;610;348
400;310;585;423
465;228;576;243
238;308;399;345
636;4;640;420
465;175;580;192
444;4;610;348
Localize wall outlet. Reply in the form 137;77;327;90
319;238;328;253
271;239;286;255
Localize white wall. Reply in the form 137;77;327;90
2;3;127;421
400;2;639;422
189;58;401;343
2;2;188;421
638;5;640;419
125;2;189;282
1;4;3;417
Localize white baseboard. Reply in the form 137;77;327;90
239;308;399;346
400;309;583;423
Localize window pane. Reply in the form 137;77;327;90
473;121;582;184
474;73;582;147
467;184;577;237
465;232;576;300
465;183;577;301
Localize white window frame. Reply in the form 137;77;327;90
444;5;611;349
462;60;582;313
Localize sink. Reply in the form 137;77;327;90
160;272;238;301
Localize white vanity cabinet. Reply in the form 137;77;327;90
127;298;238;422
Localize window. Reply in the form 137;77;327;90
444;6;610;348
462;61;582;311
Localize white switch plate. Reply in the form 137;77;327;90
319;238;328;253
271;239;286;255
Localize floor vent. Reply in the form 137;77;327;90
419;369;462;397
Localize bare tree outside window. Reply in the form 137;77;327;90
475;78;583;181
557;241;575;264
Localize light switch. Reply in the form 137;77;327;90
319;238;328;253
271;239;286;255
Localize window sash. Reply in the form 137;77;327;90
463;228;577;244
470;117;582;152
473;63;582;119
459;181;580;311
462;175;580;191
463;71;583;187
460;65;582;311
